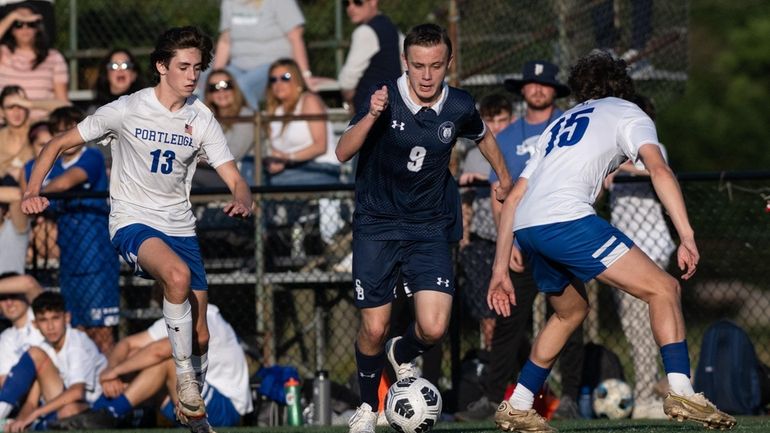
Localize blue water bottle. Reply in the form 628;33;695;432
578;385;594;419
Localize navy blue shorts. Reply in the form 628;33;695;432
111;223;208;290
352;239;454;308
515;215;634;293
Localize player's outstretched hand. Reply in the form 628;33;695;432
487;269;516;317
493;179;513;203
224;200;253;218
677;237;699;280
20;194;49;215
368;86;388;118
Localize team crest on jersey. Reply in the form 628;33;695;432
438;121;455;144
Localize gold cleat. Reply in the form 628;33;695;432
663;392;736;430
494;401;557;433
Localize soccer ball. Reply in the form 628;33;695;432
385;377;442;433
592;378;634;419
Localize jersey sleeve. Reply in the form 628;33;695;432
200;117;234;169
519;128;548;179
458;105;486;143
617;105;662;165
0;332;14;376
146;318;167;341
77;99;125;144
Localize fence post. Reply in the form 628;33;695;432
68;0;78;91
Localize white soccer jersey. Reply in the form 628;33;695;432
77;88;234;237
147;304;252;415
515;97;662;231
0;309;44;376
39;327;107;404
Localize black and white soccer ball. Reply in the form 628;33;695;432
592;378;634;419
384;377;442;433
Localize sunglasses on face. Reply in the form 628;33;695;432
12;20;40;29
107;61;134;71
2;104;25;110
268;72;292;84
343;0;365;7
207;80;233;92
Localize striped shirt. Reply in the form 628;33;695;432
0;44;68;106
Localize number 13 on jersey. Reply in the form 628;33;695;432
545;107;595;156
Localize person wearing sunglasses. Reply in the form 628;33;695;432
198;69;255;186
0;6;69;122
211;0;313;110
339;0;403;113
92;48;146;110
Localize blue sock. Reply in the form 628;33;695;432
0;352;37;405
92;394;133;418
355;344;385;409
518;359;551;395
660;340;690;376
393;324;433;365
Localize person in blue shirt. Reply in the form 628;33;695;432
22;107;119;354
336;23;513;433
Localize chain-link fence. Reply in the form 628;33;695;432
54;0;687;110
13;173;769;414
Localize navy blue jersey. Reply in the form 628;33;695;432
349;76;486;241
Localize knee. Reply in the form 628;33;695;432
162;265;191;295
359;321;389;347
196;328;210;349
558;302;589;326
416;321;447;345
26;346;49;365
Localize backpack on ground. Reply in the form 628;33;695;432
694;319;768;415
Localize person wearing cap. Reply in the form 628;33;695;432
455;60;583;422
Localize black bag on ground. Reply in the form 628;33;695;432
580;342;625;390
694;319;767;415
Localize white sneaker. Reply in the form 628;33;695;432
632;398;667;419
176;371;206;418
348;403;377;433
385;337;420;380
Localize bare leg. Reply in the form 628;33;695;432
529;284;589;368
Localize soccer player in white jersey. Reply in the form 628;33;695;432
20;26;253;433
0;292;107;432
487;51;736;432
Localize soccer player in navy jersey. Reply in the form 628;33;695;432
337;23;513;433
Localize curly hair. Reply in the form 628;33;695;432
150;26;213;84
568;50;635;103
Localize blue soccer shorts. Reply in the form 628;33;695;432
111;223;208;290
352;239;454;308
161;384;240;427
515;215;635;293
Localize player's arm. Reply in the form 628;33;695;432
336;85;388;162
21;128;86;214
487;178;529;316
0;185;27;233
104;339;172;379
213;30;231;70
0;274;43;302
476;130;513;202
100;330;154;397
215;160;253;218
10;383;86;432
638;143;698;279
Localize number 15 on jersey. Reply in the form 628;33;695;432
545;107;595;156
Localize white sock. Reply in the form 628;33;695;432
0;401;13;419
163;298;193;375
667;373;694;396
192;352;208;386
508;384;535;410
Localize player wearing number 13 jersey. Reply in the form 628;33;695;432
488;51;735;433
22;27;253;433
337;24;513;433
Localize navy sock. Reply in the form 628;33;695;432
355;344;386;409
393;324;433;365
660;340;690;376
0;352;37;405
518;359;551;395
92;394;133;418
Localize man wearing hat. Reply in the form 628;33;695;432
455;60;584;422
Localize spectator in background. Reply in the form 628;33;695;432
603;94;674;419
338;0;403;113
25;120;59;264
21;107;120;354
457;93;513;350
198;68;255;186
0;5;68;121
0;86;34;182
0;177;28;277
213;0;313;109
264;58;343;245
0;1;55;45
91;48;146;110
0;272;44;388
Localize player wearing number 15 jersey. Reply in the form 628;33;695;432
488;51;735;432
22;27;253;433
337;24;513;433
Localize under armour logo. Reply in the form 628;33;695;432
359;372;376;379
391;120;405;130
167;324;181;332
355;279;365;300
436;277;450;287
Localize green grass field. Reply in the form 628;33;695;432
60;417;770;433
